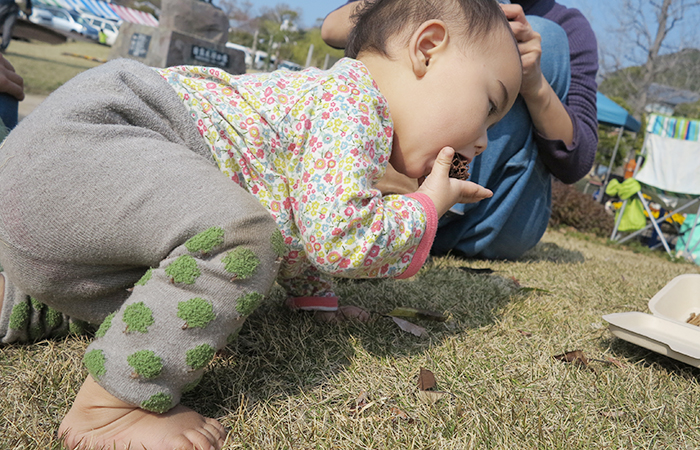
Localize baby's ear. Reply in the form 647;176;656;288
409;20;448;77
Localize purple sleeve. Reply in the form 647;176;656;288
535;5;599;184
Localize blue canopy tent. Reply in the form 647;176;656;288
597;92;641;132
596;92;642;200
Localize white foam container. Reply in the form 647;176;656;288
603;274;700;368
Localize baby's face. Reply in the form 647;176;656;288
389;27;521;179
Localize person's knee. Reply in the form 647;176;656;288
527;16;571;100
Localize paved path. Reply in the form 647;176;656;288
18;94;48;121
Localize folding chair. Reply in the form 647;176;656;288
610;113;700;261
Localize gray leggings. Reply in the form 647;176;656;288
0;59;282;412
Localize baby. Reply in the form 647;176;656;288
0;0;520;448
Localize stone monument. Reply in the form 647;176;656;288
109;0;245;74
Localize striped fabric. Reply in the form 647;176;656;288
637;113;700;200
34;0;158;26
646;113;700;141
109;3;158;26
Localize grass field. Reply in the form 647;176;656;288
2;38;700;450
4;40;110;95
2;229;700;449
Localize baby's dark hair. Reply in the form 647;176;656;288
345;0;511;59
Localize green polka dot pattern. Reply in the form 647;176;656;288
177;298;216;329
134;268;153;286
235;291;263;316
45;307;63;329
165;255;201;284
84;349;107;379
8;302;30;330
127;350;163;379
222;247;259;279
30;297;44;311
95;312;116;338
271;229;286;258
185;227;225;254
141;392;173;414
29;324;43;341
122;302;154;333
185;343;216;370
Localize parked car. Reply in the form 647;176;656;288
278;60;302;71
80;13;120;46
27;7;55;28
31;6;99;40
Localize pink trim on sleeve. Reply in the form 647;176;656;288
286;296;339;311
396;192;437;279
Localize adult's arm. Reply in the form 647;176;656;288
321;1;363;49
532;7;599;184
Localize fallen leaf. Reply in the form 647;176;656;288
349;390;373;416
390;406;414;423
510;276;521;288
553;350;589;367
392;317;427;337
355;390;369;407
459;267;494;274
517;329;532;337
418;367;436;391
388;306;447;322
417;390;449;404
605;356;625;368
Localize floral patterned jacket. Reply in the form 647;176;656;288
158;58;436;309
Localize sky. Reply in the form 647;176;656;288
249;0;610;33
249;0;697;70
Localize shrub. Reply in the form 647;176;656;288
549;180;614;237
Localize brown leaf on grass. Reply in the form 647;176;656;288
605;356;625;368
417;390;450;404
510;276;521;288
392;317;427;337
553;350;589;367
390;406;414;423
517;329;533;337
418;367;436;391
388;307;448;322
349;390;374;416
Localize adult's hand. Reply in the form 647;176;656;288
500;3;544;100
499;3;573;147
0;54;25;101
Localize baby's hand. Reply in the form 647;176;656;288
417;147;493;217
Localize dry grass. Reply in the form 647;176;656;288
2;229;700;449
3;40;110;95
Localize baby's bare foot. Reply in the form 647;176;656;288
314;305;371;324
59;376;227;450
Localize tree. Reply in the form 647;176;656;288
257;4;303;69
595;97;644;169
289;28;344;68
599;0;700;118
